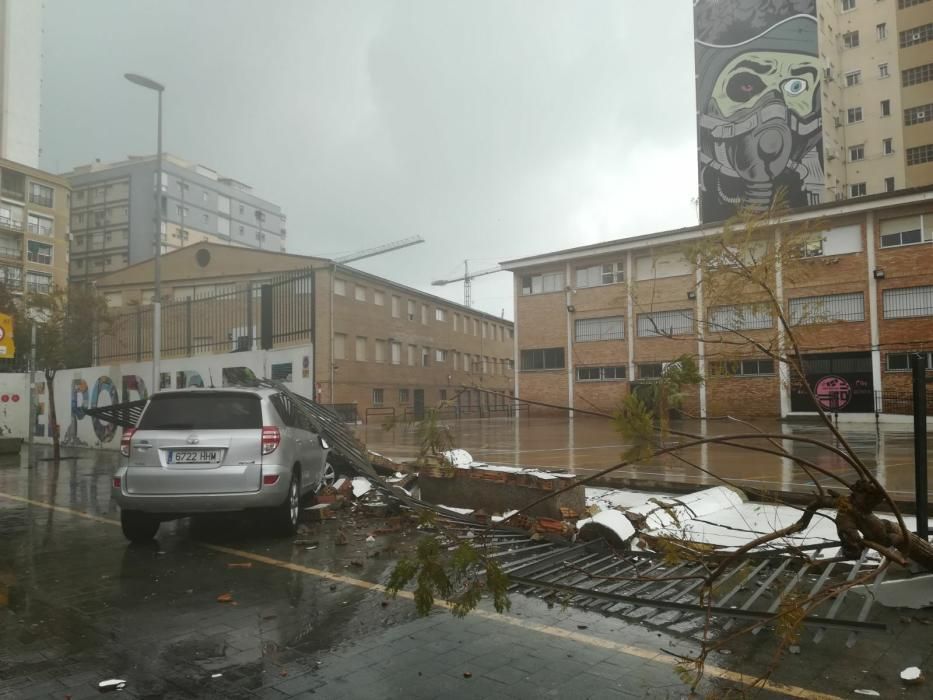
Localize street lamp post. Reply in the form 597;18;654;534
124;72;165;392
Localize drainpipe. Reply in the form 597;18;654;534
329;262;336;403
626;253;635;382
566;262;574;420
695;255;707;419
865;210;882;406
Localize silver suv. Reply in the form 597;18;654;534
112;387;332;542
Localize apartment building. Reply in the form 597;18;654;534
63;154;287;285
694;0;933;222
92;243;515;417
502;185;933;419
0;0;41;168
0;157;70;294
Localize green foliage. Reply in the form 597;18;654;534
31;285;110;371
386;535;511;617
613;394;655;462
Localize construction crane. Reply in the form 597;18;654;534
432;260;503;308
333;235;424;265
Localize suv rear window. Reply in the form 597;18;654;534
138;392;262;430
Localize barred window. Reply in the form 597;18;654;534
907;144;933;166
886;352;933;371
900;22;932;48
883;286;933;319
904;104;933;126
576;262;624;288
708;304;773;331
789;293;865;324
902;62;933;87
709;359;776;377
575;316;624;342
520;347;565;370
576;366;627;382
637;309;694;337
899;0;931;9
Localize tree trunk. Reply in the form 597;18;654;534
45;369;59;462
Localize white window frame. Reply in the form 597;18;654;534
521;271;564;295
789;292;865;325
883;286;933;319
636;309;695;337
574;316;625;342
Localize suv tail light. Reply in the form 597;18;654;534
120;428;136;457
261;426;281;455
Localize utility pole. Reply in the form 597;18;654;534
27;322;36;447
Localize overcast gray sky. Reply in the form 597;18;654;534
40;0;698;319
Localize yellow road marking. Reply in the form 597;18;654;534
0;490;842;700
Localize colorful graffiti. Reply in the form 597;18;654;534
694;1;823;222
62;375;148;446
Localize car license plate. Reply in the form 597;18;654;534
168;449;220;464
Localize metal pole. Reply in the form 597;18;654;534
27;323;36;447
153;89;163;391
911;353;929;540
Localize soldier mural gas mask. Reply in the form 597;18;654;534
695;15;824;219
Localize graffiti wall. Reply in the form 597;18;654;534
694;0;823;222
32;347;314;450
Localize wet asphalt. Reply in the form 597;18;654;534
1;445;931;699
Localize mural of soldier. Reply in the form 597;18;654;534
694;0;823;222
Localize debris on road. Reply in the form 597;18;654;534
226;562;252;569
98;678;126;692
216;593;234;604
854;691;880;697
900;666;924;685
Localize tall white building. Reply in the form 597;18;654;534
0;0;42;168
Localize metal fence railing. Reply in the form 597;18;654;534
873;390;933;416
96;268;315;363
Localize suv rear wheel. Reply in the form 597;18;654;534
121;510;160;542
272;469;301;536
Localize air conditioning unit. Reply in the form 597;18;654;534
823;67;834;81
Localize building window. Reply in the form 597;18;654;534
575;262;624;288
850;182;867;197
217;195;230;214
879;63;889;78
847;106;863;123
27;241;52;265
421;348;431;367
576;366;626;382
904;103;932;126
29;182;54;207
902;63;933;87
637;363;664;380
883;286;933;319
25;272;52;294
26;214;53;236
886;352;933;372
849;144;864;161
482;322;488;338
435;349;447;363
876;23;887;41
520;348;565;371
355;336;367;361
472;318;478;335
789;292;865;324
709;304;772;331
374;290;385;306
372;389;384;407
407;344;416;366
880;215;930;247
881;99;891;117
845;71;861;87
843;31;860;49
391;341;401;365
907;144;933;166
899;23;933;49
636;309;694;337
374;339;386;363
435;308;447;322
421;304;428;324
575;316;624;342
798;238;824;257
841;0;856;10
709;359;776;377
885;176;896;192
391;295;401;318
399;388;410;403
882;138;894;155
520;271;564;295
334;279;346;295
407;299;416;320
899;0;933;8
354;285;366;302
334;333;346;360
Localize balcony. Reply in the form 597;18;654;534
0;245;22;261
26;221;52;236
0;215;24;233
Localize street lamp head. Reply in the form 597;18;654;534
124;72;164;92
